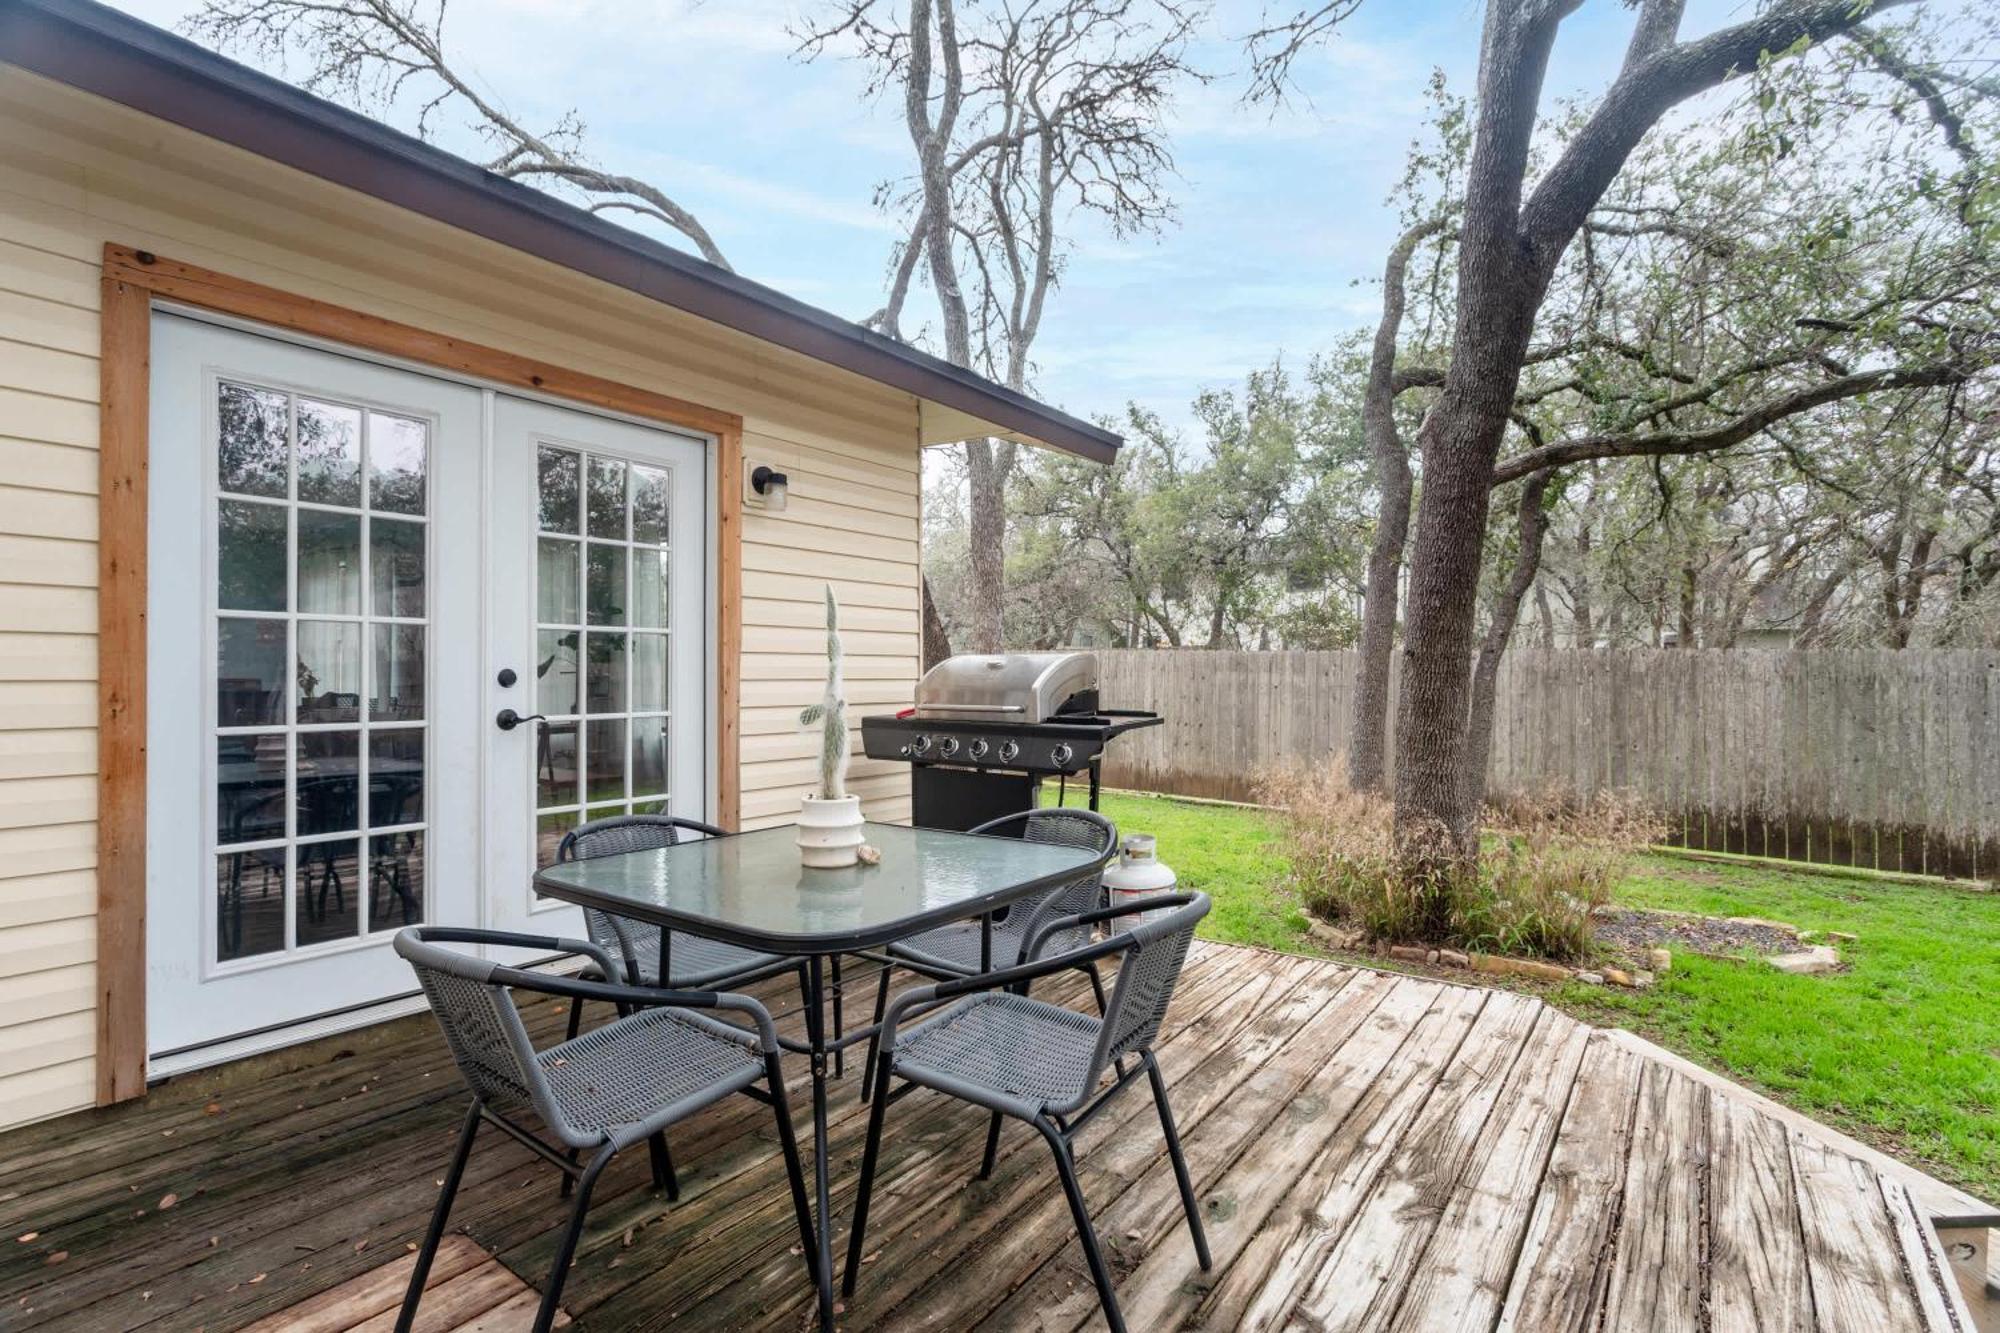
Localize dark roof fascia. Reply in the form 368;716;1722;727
0;0;1121;463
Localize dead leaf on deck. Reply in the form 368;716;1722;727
248;1273;266;1285
158;1193;179;1210
14;1233;35;1244
204;1102;223;1116
43;1252;67;1266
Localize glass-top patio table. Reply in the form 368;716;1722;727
532;820;1105;1330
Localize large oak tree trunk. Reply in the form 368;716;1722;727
920;574;953;668
1390;1;1565;875
962;438;1013;652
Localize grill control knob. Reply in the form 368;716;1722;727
911;734;932;756
968;738;990;760
998;739;1020;763
1050;742;1074;768
898;742;912;757
939;736;960;758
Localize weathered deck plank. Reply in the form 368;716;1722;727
1708;1088;1817;1332
1598;1060;1710;1332
0;943;1976;1333
1494;1032;1643;1333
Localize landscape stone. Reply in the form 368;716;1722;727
1470;953;1572;983
1437;949;1470;968
1388;944;1430;964
1767;945;1842;976
1575;971;1604;985
1648;947;1672;973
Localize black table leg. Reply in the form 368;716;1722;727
981;911;994;971
805;954;835;1330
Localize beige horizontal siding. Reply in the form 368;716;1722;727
0;64;923;1129
0;438;97;494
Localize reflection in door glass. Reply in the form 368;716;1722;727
297;399;363;506
371;831;425;929
217;618;286;727
370;413;428;514
210;378;431;965
217;381;288;498
295;839;361;945
537;446;580;534
218;500;288;611
217;851;286;960
533;441;675;866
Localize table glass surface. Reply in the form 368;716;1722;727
530;821;1101;953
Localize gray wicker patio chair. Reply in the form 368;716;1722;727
844;891;1213;1333
860;807;1116;1101
393;926;816;1333
558;814;847;1132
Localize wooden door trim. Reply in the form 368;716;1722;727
96;244;746;1103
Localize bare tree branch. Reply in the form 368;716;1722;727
1491;362;1978;484
183;0;734;268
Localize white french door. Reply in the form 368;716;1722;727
147;314;481;1060
147;315;712;1064
481;398;710;938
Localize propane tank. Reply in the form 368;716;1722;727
1102;834;1177;930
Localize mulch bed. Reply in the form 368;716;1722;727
1592;907;1800;959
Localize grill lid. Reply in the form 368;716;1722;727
913;652;1099;723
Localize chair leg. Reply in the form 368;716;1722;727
535;1142;615;1333
395;1098;481;1333
564;995;585;1041
648;1131;679;1201
830;953;845;1079
1085;962;1110;1014
765;1052;820;1289
860;962;892;1102
842;1050;896;1296
1035;1118;1126;1333
978;1111;1004;1180
1144;1050;1211;1270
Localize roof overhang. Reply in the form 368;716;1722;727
0;0;1122;464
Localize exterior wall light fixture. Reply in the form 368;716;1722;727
750;464;789;512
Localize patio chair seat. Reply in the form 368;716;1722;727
895;992;1103;1117
888;919;1032;976
615;929;790;989
537;1005;764;1145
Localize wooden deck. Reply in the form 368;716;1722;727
0;942;1979;1331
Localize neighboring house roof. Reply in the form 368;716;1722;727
0;0;1122;463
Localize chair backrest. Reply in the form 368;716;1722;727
557;814;725;968
968;809;1117;959
393;928;549;1114
1090;892;1210;1073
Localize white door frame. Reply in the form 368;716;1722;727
142;306;720;1073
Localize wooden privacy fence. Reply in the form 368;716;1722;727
1095;648;2000;878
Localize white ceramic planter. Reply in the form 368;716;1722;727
796;794;866;868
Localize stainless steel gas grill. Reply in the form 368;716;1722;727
862;652;1162;831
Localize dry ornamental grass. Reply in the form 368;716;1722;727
1260;767;1664;961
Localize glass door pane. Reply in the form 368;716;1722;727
210;380;433;966
531;442;676;867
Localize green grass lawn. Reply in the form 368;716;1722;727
1057;787;2000;1202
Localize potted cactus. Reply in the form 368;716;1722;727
795;585;866;867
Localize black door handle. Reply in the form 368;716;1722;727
496;709;547;732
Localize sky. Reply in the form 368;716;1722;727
109;0;1776;434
